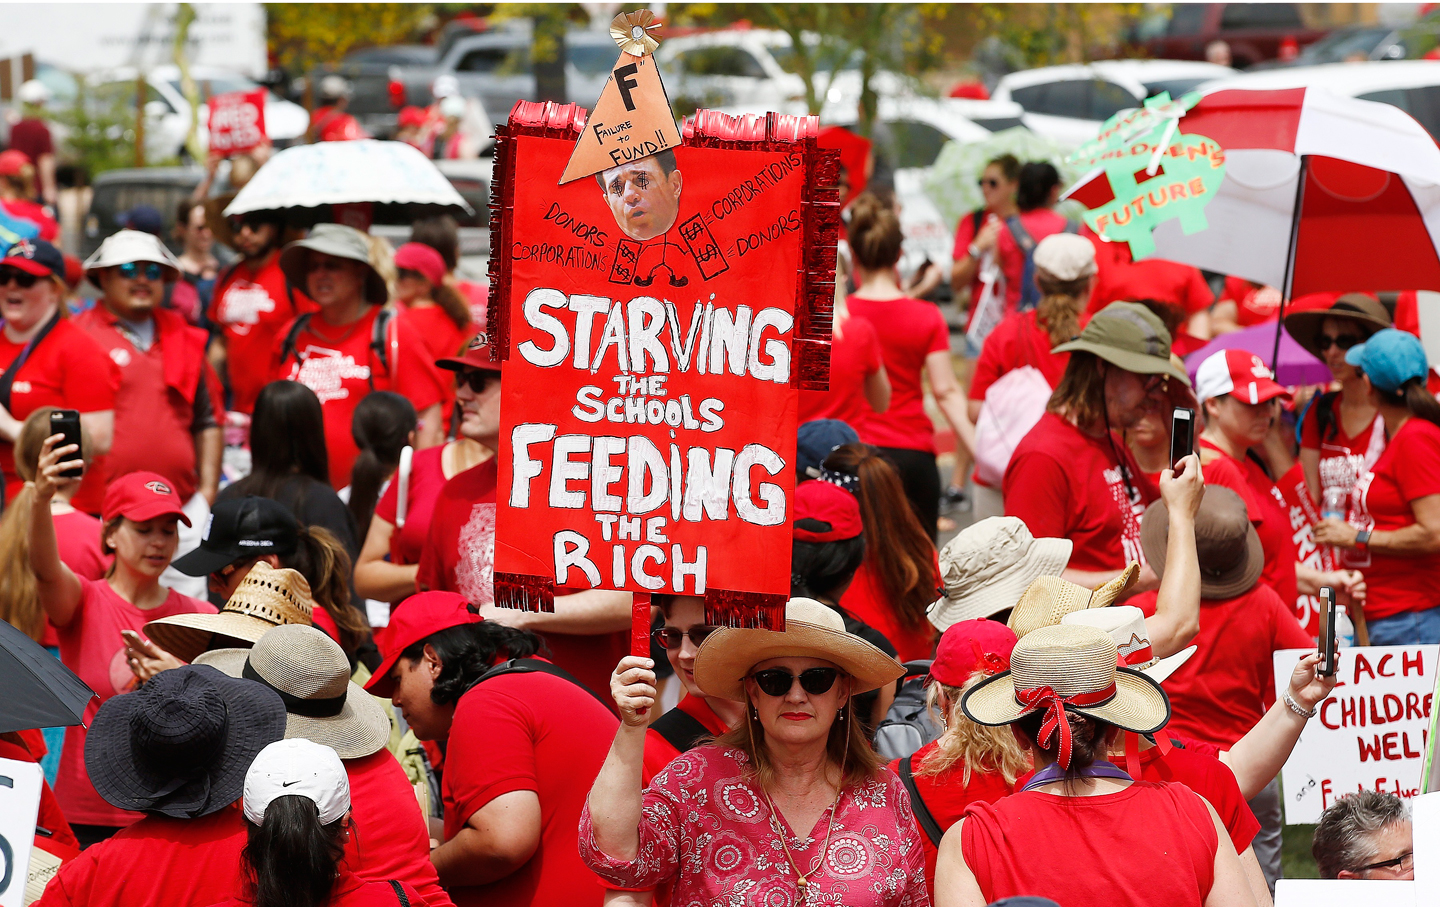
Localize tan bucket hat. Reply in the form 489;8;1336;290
693;597;905;702
1141;485;1262;600
1051;301;1191;386
194;625;390;760
1062;606;1195;683
1283;292;1392;362
145;563;314;663
927;517;1072;631
279;223;388;304
961;624;1170;742
1007;564;1138;640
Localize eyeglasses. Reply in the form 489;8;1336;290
1317;333;1362;352
117;262;164;281
750;667;841;697
1355;851;1413;875
454;368;499;393
977;178;1001;189
651;626;718;650
0;267;39;288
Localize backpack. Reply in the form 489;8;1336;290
973;365;1052;486
872;661;943;761
1007;215;1079;311
278;307;396;391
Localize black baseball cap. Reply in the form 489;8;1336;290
173;496;300;577
0;238;66;281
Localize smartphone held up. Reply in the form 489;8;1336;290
49;408;83;479
1170;407;1195;475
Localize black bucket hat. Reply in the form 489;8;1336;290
85;664;286;818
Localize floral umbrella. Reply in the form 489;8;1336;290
923;126;1085;229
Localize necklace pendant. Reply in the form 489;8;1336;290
796;877;807;891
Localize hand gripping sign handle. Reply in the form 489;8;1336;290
632;592;652;716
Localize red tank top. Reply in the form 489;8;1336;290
960;781;1218;906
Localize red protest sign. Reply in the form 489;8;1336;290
207;88;267;156
1275;461;1337;638
487;102;838;627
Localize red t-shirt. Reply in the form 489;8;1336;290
954;210;1079;320
1;197;59;240
1355;418;1440;620
839;555;939;662
398;303;472;419
845;295;949;452
441;667;616;907
415;458;626;699
1200;441;1300;611
969;309;1070;402
1139;742;1259;852
797;311;883;428
0;738;78;851
71;305;223;514
1300;394;1386;499
1005;413;1158;572
1134;583;1312;748
53;578;214;826
1222;277;1281;326
343;749;452;907
1091;259;1214;315
208;873;426;907
273;306;446;490
9;118;54;164
961;782;1218;906
37;805;247;907
642;694;730;778
374;444;450;567
0;318;119;500
889;742;1014;902
210;254;313;415
39;508;110;647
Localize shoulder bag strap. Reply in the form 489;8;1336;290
898;755;945;847
388;880;410;907
0;308;61;412
278;313;313;369
369;307;395;390
473;657;613;711
650;706;712;752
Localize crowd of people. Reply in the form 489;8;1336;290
0;131;1432;907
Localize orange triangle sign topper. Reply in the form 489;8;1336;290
559;41;682;184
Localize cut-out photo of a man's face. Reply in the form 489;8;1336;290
596;149;683;242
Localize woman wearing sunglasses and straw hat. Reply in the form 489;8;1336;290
582;597;926;905
934;625;1257;907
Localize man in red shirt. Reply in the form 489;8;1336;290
10;80;57;207
210;209;312;414
309;76;366;143
416;336;631;698
73;230;223;598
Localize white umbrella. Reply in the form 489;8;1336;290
224;140;474;217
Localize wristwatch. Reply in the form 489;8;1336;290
1355;528;1372;551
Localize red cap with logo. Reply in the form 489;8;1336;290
930;619;1017;687
102;471;192;526
436;332;498;374
363;591;481;697
792;479;863;543
1194;348;1292;406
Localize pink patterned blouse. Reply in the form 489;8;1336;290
579;744;931;906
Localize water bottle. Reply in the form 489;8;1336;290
1335;605;1356;648
1322;486;1348;521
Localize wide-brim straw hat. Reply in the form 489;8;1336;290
1062;606;1196;684
962;624;1170;735
279;223;388;304
693;597;905;702
145;562;314;663
1007;564;1138;640
1284;292;1393;361
196;625;390;760
1141;487;1263;600
929;517;1072;630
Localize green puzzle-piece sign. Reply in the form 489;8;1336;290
1069;91;1201;171
1081;132;1226;260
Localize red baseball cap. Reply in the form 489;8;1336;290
397;106;428;129
793;479;863;543
363;591;480;697
1194;348;1292;406
102;471;192;526
0;149;30;177
394;242;446;287
436;331;499;374
930;619;1017;688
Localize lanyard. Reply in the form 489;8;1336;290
1021;758;1133;793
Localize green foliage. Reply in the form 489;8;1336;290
965;4;1149;68
54;82;145;179
266;3;438;71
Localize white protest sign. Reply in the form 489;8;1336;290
1275;645;1437;824
1275;879;1413;907
0;757;43;907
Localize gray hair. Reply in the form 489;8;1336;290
1312;791;1410;878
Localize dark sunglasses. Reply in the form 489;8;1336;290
397;268;424;281
454;368;499;393
750;667;841;697
651;626;718;650
0;267;39;288
118;261;164;280
227;215;273;233
977;178;1001;188
1317;333;1362;351
1355;851;1413;874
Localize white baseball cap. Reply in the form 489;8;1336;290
243;738;350;826
1194;348;1292;406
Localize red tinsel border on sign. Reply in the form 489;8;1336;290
486;102;839;626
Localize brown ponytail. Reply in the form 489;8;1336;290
1035;269;1088;347
286;526;369;655
823;444;937;633
1401;380;1440;430
846;193;903;272
434;280;472;333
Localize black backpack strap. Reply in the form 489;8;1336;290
473;657;613;712
650;707;711;753
1004;214;1035;252
0;307;60;412
388;880;410;907
278;312;314;371
369;306;395;390
899;755;945;847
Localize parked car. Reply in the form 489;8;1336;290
1135;4;1330;68
310;45;438;138
1198;60;1440;141
991;59;1235;147
88;65;308;163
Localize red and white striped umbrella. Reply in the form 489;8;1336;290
1063;87;1440;298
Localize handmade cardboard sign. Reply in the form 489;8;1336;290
560;51;681;185
487;102;838;628
0;757;42;907
1276;645;1437;823
1274;462;1337;638
207;88;267;157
